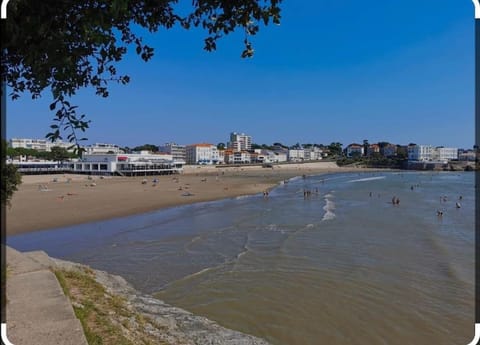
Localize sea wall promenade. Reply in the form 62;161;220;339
5;246;271;345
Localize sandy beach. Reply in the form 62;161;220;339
6;162;372;235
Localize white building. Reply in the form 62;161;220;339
437;147;458;162
304;147;323;161
73;152;182;176
84;143;123;155
186;144;220;165
228;132;252;152
407;145;434;161
224;150;251;164
254;149;278;163
159;143;186;163
273;150;288;163
458;149;476;161
9;138;74;152
288;149;305;161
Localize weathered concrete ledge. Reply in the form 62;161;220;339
7;247;271;345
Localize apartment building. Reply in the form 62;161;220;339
159;143;186;163
288;149;305;161
436;147;458;162
408;145;457;162
186;143;220;165
228;132;252;152
9;138;74;152
84;143;123;155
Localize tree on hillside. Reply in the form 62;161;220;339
1;0;282;147
217;143;226;150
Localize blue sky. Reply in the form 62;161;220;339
6;0;476;149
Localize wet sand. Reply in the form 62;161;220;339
6;162;375;235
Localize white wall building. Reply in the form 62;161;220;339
437;147;458;162
84;143;123;155
228;132;252;152
9;138;74;152
304;147;323;160
186;144;220;165
159;143;186;163
288;149;305;161
224;150;251;164
254;149;278;163
273;150;288;163
407;145;434;161
73;152;182;176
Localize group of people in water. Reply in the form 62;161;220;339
375;184;465;218
303;188;319;198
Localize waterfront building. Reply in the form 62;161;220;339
186;144;220;165
228;132;252;152
73;152;182;176
254;149;278;163
9;138;74;152
10;160;73;174
366;144;380;157
436;147;458;162
218;149;225;164
345;144;364;158
304;147;323;161
159;143;186;163
408;145;434;161
224;150;251;164
273;150;288;163
288;149;305;161
84;143;123;155
458;149;476;161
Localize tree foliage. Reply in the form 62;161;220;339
1;141;22;207
7;147;78;161
327;142;343;156
1;0;282;147
133;144;159;152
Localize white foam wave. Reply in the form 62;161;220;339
322;198;336;221
348;176;386;183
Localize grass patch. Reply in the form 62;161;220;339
54;268;167;345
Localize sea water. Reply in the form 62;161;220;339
8;171;475;345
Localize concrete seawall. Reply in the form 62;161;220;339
5;247;271;345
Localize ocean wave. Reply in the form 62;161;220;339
347;176;386;183
322;211;336;221
322;198;336;221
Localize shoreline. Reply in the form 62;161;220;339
6;162;387;236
